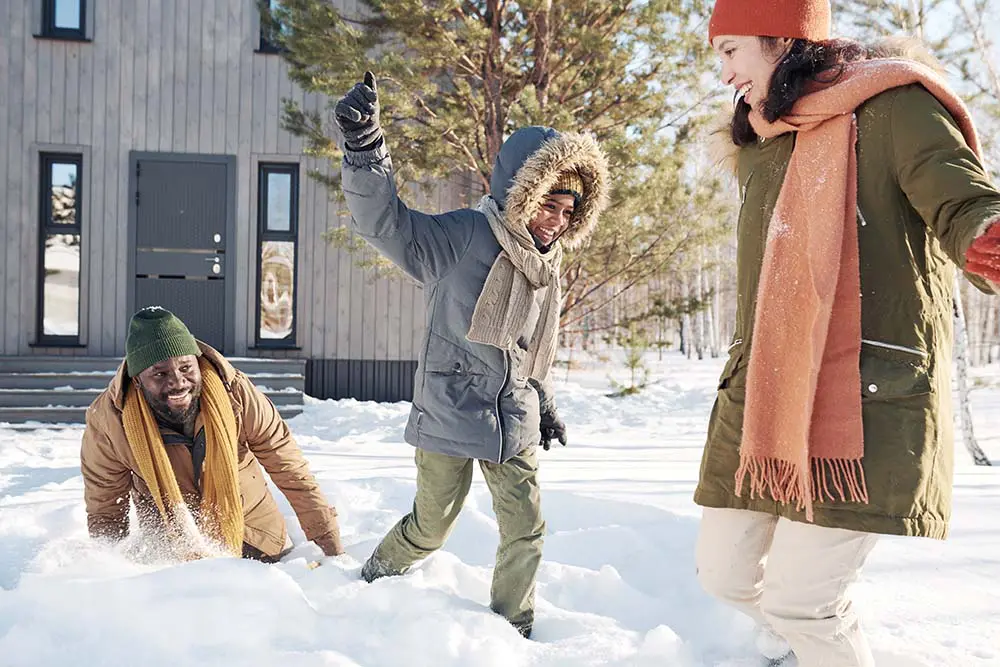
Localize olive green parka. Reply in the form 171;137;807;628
694;79;1000;539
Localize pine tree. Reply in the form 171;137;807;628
261;0;730;327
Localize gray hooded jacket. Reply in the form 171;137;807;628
342;126;608;463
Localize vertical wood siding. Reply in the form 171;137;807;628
0;0;474;370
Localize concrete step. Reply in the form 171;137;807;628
0;389;102;408
222;358;307;376
0;372;115;390
0;388;303;409
238;375;304;391
0;356;306;376
0;404;304;427
0;407;90;426
0;356;306;426
0;357;120;374
0;371;303;391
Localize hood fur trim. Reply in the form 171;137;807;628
501;131;610;250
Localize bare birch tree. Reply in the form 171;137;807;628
695;262;706;360
954;277;992;466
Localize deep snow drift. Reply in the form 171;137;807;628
1;351;998;666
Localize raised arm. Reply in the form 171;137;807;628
890;84;1000;293
336;72;475;283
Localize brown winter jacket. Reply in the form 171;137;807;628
694;82;1000;539
81;343;339;557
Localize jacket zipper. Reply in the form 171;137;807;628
740;171;754;204
735;170;755;241
856;205;870;228
726;339;925;358
861;339;928;358
494;353;509;463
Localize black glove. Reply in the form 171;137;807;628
539;408;567;450
334;71;383;152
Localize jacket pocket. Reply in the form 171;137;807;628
860;341;931;400
242;490;286;554
237;452;263;509
425;332;492;375
718;340;745;391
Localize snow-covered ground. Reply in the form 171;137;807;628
1;351;998;666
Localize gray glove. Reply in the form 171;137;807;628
335;71;383;153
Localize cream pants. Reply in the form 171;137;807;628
696;507;878;667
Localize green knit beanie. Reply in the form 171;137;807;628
125;306;201;377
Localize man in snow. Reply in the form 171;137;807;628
334;72;609;638
80;306;344;562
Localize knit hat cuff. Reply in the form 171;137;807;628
127;333;201;377
708;0;832;44
550;169;585;201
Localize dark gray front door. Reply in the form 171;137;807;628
130;154;235;352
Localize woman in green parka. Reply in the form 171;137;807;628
694;1;1000;666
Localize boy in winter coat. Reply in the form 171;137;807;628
696;1;1000;665
81;307;344;562
334;72;609;638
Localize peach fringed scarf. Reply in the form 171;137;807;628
737;59;981;521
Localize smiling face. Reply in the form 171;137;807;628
137;355;203;426
527;193;576;248
712;35;789;108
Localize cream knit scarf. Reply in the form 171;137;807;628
467;195;563;382
123;358;244;557
737;59;981;521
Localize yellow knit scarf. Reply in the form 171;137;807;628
122;358;244;557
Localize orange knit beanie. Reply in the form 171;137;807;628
708;0;831;43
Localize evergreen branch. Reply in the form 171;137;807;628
561;228;696;324
416;96;489;188
656;89;723;131
547;3;619;80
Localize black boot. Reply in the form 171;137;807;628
512;621;532;639
359;553;403;583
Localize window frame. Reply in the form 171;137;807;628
36;152;84;346
254;162;300;348
257;0;286;54
40;0;88;41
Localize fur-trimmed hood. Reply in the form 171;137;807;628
489;126;610;250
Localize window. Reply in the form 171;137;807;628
258;0;286;53
256;164;299;346
38;153;83;344
41;0;87;40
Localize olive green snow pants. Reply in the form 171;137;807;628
370;446;545;628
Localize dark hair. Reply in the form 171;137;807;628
731;38;870;146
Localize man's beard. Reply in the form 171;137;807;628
142;383;202;428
